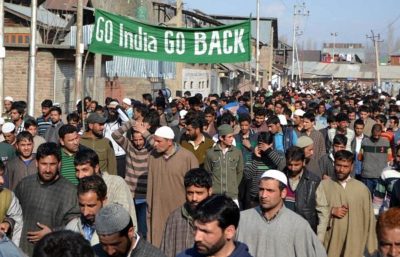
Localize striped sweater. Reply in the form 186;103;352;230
112;120;153;199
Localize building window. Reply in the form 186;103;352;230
5;33;30;44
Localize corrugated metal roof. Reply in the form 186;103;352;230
291;62;400;80
105;56;176;79
5;2;68;28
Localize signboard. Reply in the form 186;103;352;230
89;9;252;63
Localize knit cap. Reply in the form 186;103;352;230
296;136;314;148
217;124;233;136
95;203;131;235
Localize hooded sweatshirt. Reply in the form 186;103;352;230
176;241;252;257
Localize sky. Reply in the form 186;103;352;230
182;0;400;51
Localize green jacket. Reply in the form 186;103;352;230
204;144;244;199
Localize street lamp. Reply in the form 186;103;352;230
330;32;337;63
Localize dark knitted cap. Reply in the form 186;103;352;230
95;203;131;235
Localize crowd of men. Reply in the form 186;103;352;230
1;84;400;257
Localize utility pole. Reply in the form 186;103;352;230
291;3;309;83
0;0;4;114
175;0;183;96
330;32;337;63
367;30;383;93
268;27;274;85
27;0;38;116
255;0;260;91
75;0;83;113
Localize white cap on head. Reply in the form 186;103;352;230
4;96;13;102
154;126;175;140
179;110;188;119
2;122;15;134
122;98;131;106
293;109;305;117
260;169;288;186
396;100;400;106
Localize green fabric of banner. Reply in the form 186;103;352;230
89;9;252;63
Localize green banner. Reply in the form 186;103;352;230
89;9;252;63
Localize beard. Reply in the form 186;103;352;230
195;236;226;256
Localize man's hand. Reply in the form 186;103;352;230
254;146;261;158
27;223;52;243
0;222;10;234
331;205;349;219
133;122;147;134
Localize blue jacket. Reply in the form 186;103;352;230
0;235;26;257
177;241;252;257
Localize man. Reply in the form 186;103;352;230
251;109;268;133
44;106;64;144
328;112;354;152
6;131;36;190
359;105;377;138
24;119;46;154
267;115;298;153
284;146;329;242
2;122;16;147
103;102;129;178
94;203;167;257
234;114;258;166
122;98;133;119
0;160;22;246
320;114;337;153
292;109;305;137
318;134;348;179
0;126;16;165
360;124;392;194
2;96;13;122
301;111;326;170
295;136;320;175
181;118;214;167
236;169;326;257
352;119;367;178
74;148;137;229
66;175;107;246
389;116;400;147
14;142;80;256
374;208;400;257
147;126;198;247
33;230;95;257
204;124;243;204
203;107;217;137
177;194;251;257
161;168;213;257
80;113;117;176
321;150;377;257
59;124;88;185
9;103;25;134
36;99;53;137
112;119;152;239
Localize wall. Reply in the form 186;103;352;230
4;48;54;116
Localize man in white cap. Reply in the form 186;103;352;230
147;126;198;247
236;169;327;257
2;122;16;147
292;109;305;137
122;98;133;119
2;96;13;123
